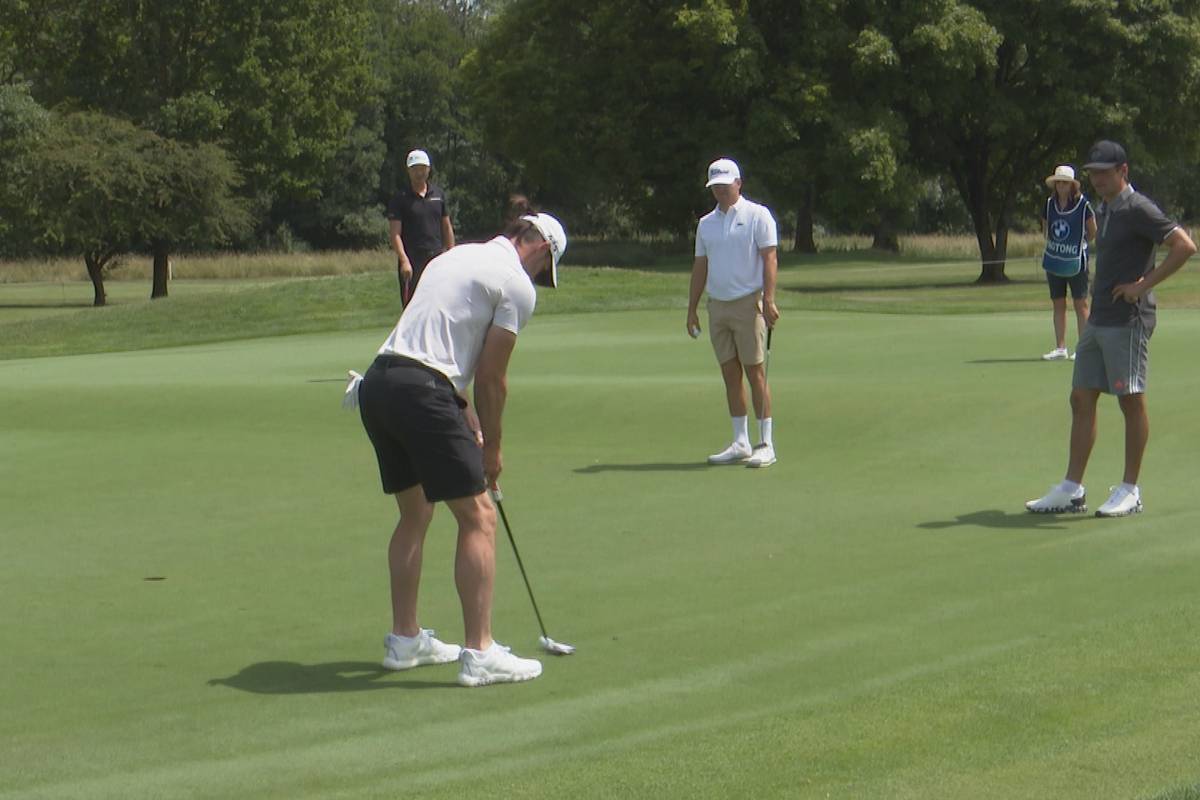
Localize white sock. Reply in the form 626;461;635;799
1061;480;1082;496
732;416;749;447
1120;482;1139;496
759;417;773;446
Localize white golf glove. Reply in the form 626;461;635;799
341;370;363;410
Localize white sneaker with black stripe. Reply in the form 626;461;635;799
1025;483;1087;514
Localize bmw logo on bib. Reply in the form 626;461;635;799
1042;197;1087;277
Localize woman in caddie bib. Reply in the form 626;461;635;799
1039;165;1097;360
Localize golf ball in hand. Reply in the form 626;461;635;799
689;325;701;338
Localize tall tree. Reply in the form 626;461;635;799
4;0;373;231
465;0;760;234
0;83;50;254
19;112;248;305
880;0;1200;281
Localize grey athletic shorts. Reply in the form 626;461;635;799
1072;322;1151;395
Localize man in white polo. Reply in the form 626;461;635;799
687;157;780;468
357;212;566;686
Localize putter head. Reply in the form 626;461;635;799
539;635;575;655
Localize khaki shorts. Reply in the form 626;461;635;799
707;292;765;365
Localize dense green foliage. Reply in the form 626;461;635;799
2;0;1200;279
14;112;249;305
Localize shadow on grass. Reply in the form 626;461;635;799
782;281;979;294
208;661;458;693
0;302;90;309
966;357;1049;364
1146;782;1200;800
574;462;712;474
917;509;1087;532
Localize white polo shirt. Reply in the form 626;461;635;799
694;196;778;301
379;236;536;393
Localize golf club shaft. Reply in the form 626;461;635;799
765;325;773;383
492;495;551;639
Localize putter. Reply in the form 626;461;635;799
489;488;575;655
765;325;773;383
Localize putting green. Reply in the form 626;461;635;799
2;309;1199;798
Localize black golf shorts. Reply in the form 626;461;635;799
1046;263;1089;300
358;355;485;502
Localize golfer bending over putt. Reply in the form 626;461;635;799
357;212;566;686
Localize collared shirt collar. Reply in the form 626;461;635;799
714;196;746;216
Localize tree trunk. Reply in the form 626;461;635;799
966;187;1009;283
85;254;106;307
871;217;899;252
151;241;170;299
793;183;816;253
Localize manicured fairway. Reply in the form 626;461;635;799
3;309;1200;798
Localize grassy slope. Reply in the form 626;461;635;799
5;251;1200;360
3;310;1200;798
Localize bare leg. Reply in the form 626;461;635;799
1065;388;1100;484
446;492;497;651
720;357;747;417
744;362;772;424
1072;298;1089;341
389;486;436;637
1051;297;1067;349
1118;393;1149;485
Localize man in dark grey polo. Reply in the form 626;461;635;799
1027;140;1196;517
387;149;456;306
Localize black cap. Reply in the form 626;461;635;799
1084;140;1128;170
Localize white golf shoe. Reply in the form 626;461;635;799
1095;485;1142;518
1042;347;1069;361
707;441;752;465
382;630;461;671
746;443;776;469
458;642;542;687
1025;484;1087;514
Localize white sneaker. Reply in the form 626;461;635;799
1095;485;1143;517
458;642;542;687
1068;351;1076;361
1042;347;1069;361
707;441;752;465
1025;484;1087;514
746;443;776;468
382;630;461;671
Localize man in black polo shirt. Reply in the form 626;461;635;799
1026;140;1196;518
387;149;455;305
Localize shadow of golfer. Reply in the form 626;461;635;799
917;509;1086;532
208;661;458;694
574;462;712;474
965;358;1050;364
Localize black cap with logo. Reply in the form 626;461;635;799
1083;140;1128;170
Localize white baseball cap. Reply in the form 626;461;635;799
705;158;741;187
406;149;431;168
521;212;567;288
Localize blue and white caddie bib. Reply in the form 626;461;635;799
1042;196;1089;277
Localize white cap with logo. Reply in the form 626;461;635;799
406;149;431;168
705;158;741;187
521;212;567;288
